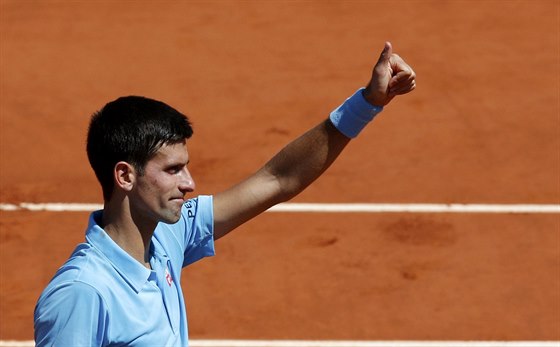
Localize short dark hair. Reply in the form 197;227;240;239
86;96;193;201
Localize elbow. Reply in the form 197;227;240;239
273;175;312;204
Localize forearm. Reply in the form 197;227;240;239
261;118;351;203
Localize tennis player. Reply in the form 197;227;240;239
34;42;415;346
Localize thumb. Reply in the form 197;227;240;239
375;41;392;67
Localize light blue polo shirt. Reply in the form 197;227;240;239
34;195;215;346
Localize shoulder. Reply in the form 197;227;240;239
36;280;106;311
37;243;113;309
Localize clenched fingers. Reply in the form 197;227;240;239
389;80;416;97
388;55;416;96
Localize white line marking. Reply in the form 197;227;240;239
0;204;19;211
1;202;559;213
268;203;560;213
0;340;558;347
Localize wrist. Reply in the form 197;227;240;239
329;87;383;138
362;86;386;107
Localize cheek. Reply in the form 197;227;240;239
152;176;176;192
137;177;162;197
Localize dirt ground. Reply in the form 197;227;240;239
1;0;559;341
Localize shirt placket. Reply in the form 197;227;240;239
151;255;178;333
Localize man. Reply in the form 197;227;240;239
34;42;415;346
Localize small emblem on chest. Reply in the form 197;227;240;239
165;267;173;286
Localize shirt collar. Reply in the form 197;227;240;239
85;210;152;293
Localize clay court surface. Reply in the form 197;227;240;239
1;0;559;342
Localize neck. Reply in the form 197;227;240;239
101;197;156;269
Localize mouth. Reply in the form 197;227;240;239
170;197;185;204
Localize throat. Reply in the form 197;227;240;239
103;223;155;269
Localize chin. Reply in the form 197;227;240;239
159;204;183;224
163;214;181;225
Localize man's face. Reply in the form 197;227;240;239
130;141;195;225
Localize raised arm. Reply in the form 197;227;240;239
212;42;415;240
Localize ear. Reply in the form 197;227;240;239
114;161;136;192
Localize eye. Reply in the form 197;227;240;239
166;165;183;174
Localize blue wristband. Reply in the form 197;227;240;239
329;87;383;138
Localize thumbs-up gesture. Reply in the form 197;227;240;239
363;42;416;107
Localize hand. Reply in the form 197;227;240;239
363;42;416;107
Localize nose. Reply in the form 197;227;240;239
178;167;196;194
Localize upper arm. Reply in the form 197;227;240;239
181;197;215;265
213;167;282;240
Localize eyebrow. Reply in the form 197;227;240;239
164;159;189;169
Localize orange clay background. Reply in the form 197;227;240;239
0;0;559;341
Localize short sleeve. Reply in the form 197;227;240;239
34;281;108;346
155;195;215;268
181;195;215;267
